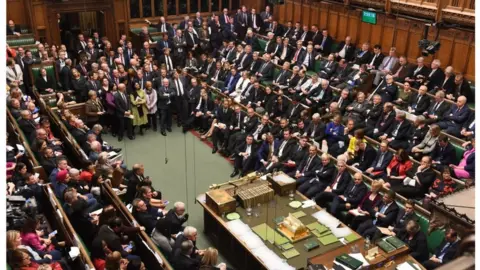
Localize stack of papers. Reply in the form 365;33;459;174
318;234;339;245
349;253;370;267
302;200;317;208
291;211;307;218
344;233;361;243
396;261;421;270
312;210;341;229
282;248;300;259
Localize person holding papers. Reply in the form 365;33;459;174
344;180;382;229
391;156;436;199
130;82;148;136
329;172;367;218
355;190;399;238
371;199;419;242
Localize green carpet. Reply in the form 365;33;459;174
103;125;235;265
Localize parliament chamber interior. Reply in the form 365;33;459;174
4;0;476;269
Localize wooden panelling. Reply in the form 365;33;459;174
278;0;475;81
7;0;29;27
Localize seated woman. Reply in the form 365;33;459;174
20;218;61;254
427;168;457;199
380;149;413;188
324;114;344;148
411;124;441;160
7;248;63;270
344;180;382;229
7;230;64;266
341;128;366;161
449;137;475;180
200;247;228;270
397;220;429;263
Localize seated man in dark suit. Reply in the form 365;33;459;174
132;198;159;234
292;145;321;182
303;113;326;143
437;96;470;136
165;201;189;234
255;53;274;83
172;240;201;270
354;43;372;65
366;102;396;140
424;59;445;91
377;75;398;103
423;90;451;125
407;85;431;115
172;226;203;259
348;140;377;172
314;160;352;207
318;54;338;79
329;172;368;218
297;153;335;198
298;45;320;71
35;68;56;94
91;218;140;261
372;199;419;241
335;36;356;62
459;112;475;139
431;135;456;172
391;156;436;199
355;190;400;238
422;228;460;270
231;134;257;177
332;88;351;115
365;140;394;177
378;111;412;150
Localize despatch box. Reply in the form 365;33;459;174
205;189;236;215
267;173;296;196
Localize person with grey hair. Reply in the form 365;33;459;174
425;59;445;91
378;110;412;150
172;226;204;262
157;78;175;136
407;115;429;151
88;141;102;162
165;201;189;234
303;113;325;142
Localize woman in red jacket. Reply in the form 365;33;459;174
382;149;413;189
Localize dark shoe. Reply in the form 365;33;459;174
167;127;172;132
212;147;218;154
230;170;239;178
113;148;122;153
128;136;135;140
118;137;123;142
161;131;167;136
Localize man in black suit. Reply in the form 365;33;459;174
146;16;172;34
231;135;257;177
405;56;430;88
219;8;230;25
335;36;356;62
378;111;412;150
348;141;377;172
317;29;333;56
171;71;188;127
365;140;394;176
298;25;312;46
408;85;431;115
356;190;400;238
298;45;320;71
86;72;101;92
366;44;385;71
272;62;292;90
156;34;173;57
430;135;456;171
211;100;234;153
165;202;189;234
172;226;203;259
247;8;263;33
330;59;351;87
332;89;351;115
303;113;325;142
377;75;398;103
318;54;338;79
114;83;134;141
425;59;445;91
189;90;215;132
422;229;459;270
91;219;139;260
74;34;88;54
298;154;336;198
423;90;451;125
7;20;21;36
235;45;253;72
217;105;245;154
372;199;419;241
18;110;37;139
314;160;352;207
185;26;200;55
292;145;321;182
290;22;303;44
60;59;73;91
132;198;159;234
392;156;437;199
157;78;175;136
172;240;201;270
330;172;368;218
451;73;473;102
85;41;99;63
255;53;274;83
367;102;396;139
354;43;372;65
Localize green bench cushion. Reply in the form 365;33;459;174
7;37;35;47
152;35;163;42
130;27;157;35
31;65;57;90
258;39;267;52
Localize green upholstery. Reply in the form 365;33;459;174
418;214;445;253
7;264;12;270
31;65;57;90
7;37;35;46
258;39;267;52
152;35;163;42
452;144;465;164
130;27;157;35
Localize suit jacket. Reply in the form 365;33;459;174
172;253;201;270
374;111;396;133
431;142;456;166
336;42;356;62
133;210;157;234
408;94;431;115
273;69;292;86
298;51;317;71
314;162;336;185
353;145;377;171
425;100;450;121
224;72;241;93
433;240;459;264
165;209;188;234
393;209;419;235
317;35;333;54
92;224;129;258
386;120;412;141
6;64;23;84
59;66;72;91
364;103;383;127
370;150;394;172
318;61;338;78
443;105;470;127
415;167;437;195
18;118;37;139
378;82;398;103
298;155;321;177
286;103;302;122
114;91;131;116
367;53;385;70
257;140;280;162
332;95;351;115
378;56;399;72
156;39;173;55
426;68;445;91
355;50;372;65
408;65;430;80
235;52;253;71
247;13;263;30
7;25;21;35
35;75;56;93
368;201;399;227
391;63;411;82
185;32;200;49
343;182;368;207
398;230;429;263
256;61;274;80
157;86;175;109
329;170;352;195
304;122;325;142
172;36;187;57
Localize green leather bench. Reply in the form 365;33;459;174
30;64;58;91
7;37;35;47
152;35;163;42
258;38;267;52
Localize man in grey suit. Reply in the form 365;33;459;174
172;29;187;67
372;47;399;86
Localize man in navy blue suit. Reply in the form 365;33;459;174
365;140;393;177
422;229;459;270
437;96;470;135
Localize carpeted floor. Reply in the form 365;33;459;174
103;125;236;266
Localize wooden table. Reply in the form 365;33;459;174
198;191;424;270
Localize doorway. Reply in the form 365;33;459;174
58;11;106;51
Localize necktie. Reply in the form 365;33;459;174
122;92;126;103
294;50;300;61
331;172;342;188
301;32;306;41
237;113;241;128
303;157;312;172
373;204;388;225
384;57;391;68
376;153;385;168
12;67;17;77
162;24;166;32
338;97;343;108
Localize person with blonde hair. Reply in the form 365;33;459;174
200;247;227;270
344;180;383;228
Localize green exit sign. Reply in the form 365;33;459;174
362;10;377;25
